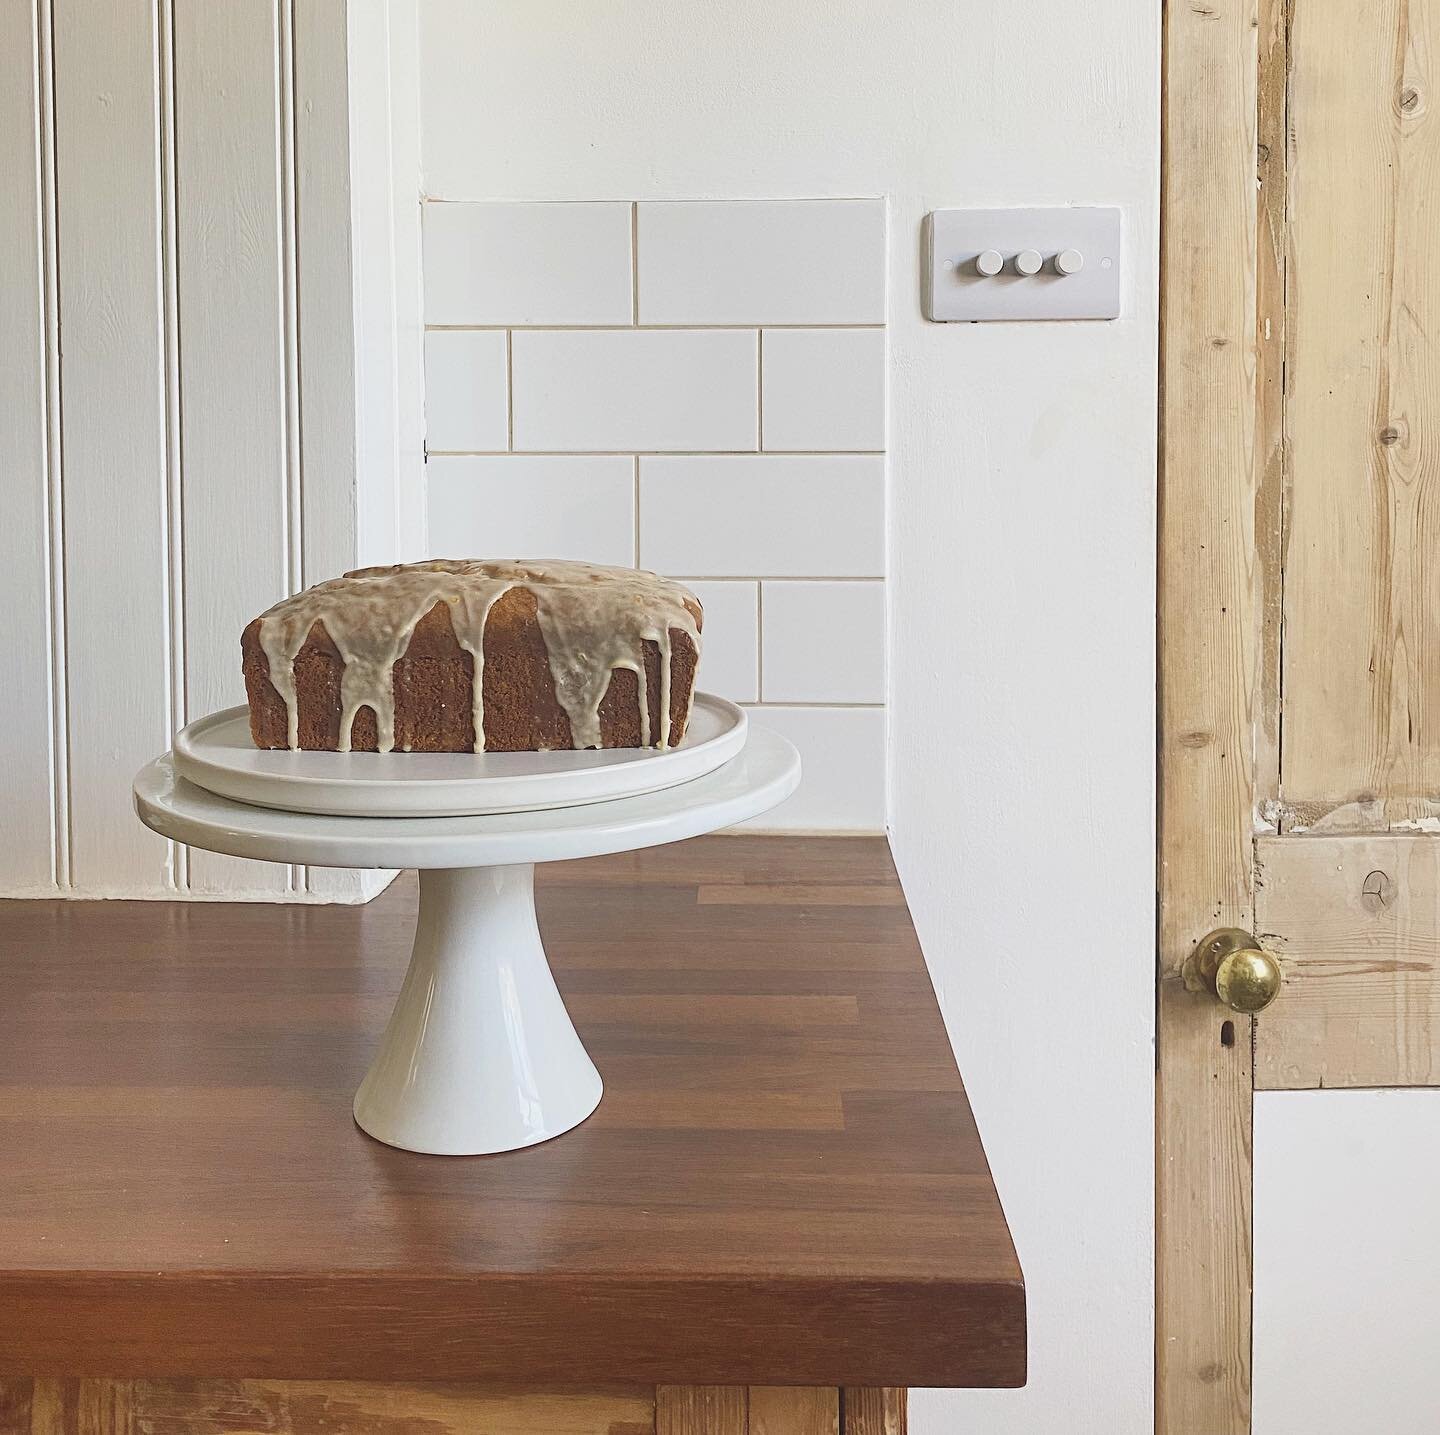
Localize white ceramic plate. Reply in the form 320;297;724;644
137;723;799;868
173;693;747;818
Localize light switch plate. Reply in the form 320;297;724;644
925;206;1121;322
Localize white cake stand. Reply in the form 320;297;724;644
133;723;800;1157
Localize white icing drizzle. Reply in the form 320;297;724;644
254;559;701;753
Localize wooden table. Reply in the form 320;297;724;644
0;836;1023;1434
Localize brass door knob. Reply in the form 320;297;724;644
1183;927;1282;1014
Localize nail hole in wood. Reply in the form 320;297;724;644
1220;1020;1235;1049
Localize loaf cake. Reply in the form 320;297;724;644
241;559;703;753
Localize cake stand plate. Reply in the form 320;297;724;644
134;724;799;1156
174;693;746;818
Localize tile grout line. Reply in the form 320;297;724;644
675;575;884;583
428;449;885;458
425;322;886;333
505;329;514;450
629;201;639;325
627;198;639;572
756;578;765;701
741;701;886;710
425;194;884;205
756;329;764;452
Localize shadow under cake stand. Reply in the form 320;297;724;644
133;705;800;1157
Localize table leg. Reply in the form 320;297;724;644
353;863;602;1155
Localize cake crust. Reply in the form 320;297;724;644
241;563;702;753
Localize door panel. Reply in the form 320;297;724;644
1277;0;1440;830
1253;1091;1440;1434
1256;835;1440;1089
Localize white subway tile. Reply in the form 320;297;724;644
762;581;884;703
638;200;885;325
427;455;635;567
424;201;632;325
680;580;759;703
424;330;509;451
639;455;883;577
512;330;757;452
762;328;884;452
738;707;885;832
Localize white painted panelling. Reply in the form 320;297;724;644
511;329;758;452
640;455;883;577
738;707;885;831
761;581;884;703
1255;1090;1440;1434
761;328;884;452
296;0;391;905
296;0;361;590
4;2;409;902
637;200;885;325
0;0;58;893
349;0;428;568
428;455;636;566
424;201;632;326
53;0;174;894
176;0;292;897
681;581;759;703
424;330;508;451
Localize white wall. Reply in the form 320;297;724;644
418;2;1158;1429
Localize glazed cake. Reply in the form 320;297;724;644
241;560;703;753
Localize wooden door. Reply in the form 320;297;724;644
1160;0;1440;1431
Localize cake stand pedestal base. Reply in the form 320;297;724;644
133;717;800;1157
353;864;601;1155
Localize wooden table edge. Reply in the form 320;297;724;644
0;1271;1027;1388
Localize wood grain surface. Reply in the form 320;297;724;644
0;836;1022;1387
0;1379;654;1435
1255;834;1440;1089
657;1387;748;1435
748;1387;838;1435
1278;0;1440;830
0;1380;891;1434
1157;0;1261;1429
841;1389;905;1435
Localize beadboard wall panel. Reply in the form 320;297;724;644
3;0;415;901
295;0;362;595
175;0;293;897
295;0;395;906
52;0;177;895
0;0;58;894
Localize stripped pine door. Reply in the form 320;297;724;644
1160;1;1440;1432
